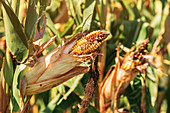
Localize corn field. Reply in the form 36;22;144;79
0;0;170;113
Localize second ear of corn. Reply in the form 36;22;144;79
99;39;150;112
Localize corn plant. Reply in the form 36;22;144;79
0;0;170;113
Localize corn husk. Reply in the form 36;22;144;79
21;38;89;95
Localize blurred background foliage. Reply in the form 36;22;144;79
0;0;170;113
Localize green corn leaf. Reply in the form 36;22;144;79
147;67;158;108
10;65;25;112
3;50;13;86
46;15;61;44
2;1;28;62
25;0;38;40
82;0;96;31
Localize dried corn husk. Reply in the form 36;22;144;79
21;38;89;95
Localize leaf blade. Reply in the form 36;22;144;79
2;1;28;62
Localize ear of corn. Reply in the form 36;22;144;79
21;31;109;95
22;42;87;95
69;31;110;55
99;39;150;112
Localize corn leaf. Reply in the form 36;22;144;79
10;65;23;112
3;50;13;86
25;0;38;40
2;1;28;62
46;15;61;44
147;66;158;108
82;0;96;31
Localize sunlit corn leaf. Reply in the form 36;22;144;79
10;65;25;112
148;0;155;15
82;0;96;31
90;11;100;31
2;1;28;62
46;15;61;44
2;49;13;86
25;0;38;40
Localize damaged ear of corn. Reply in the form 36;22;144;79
21;30;110;95
99;38;160;112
